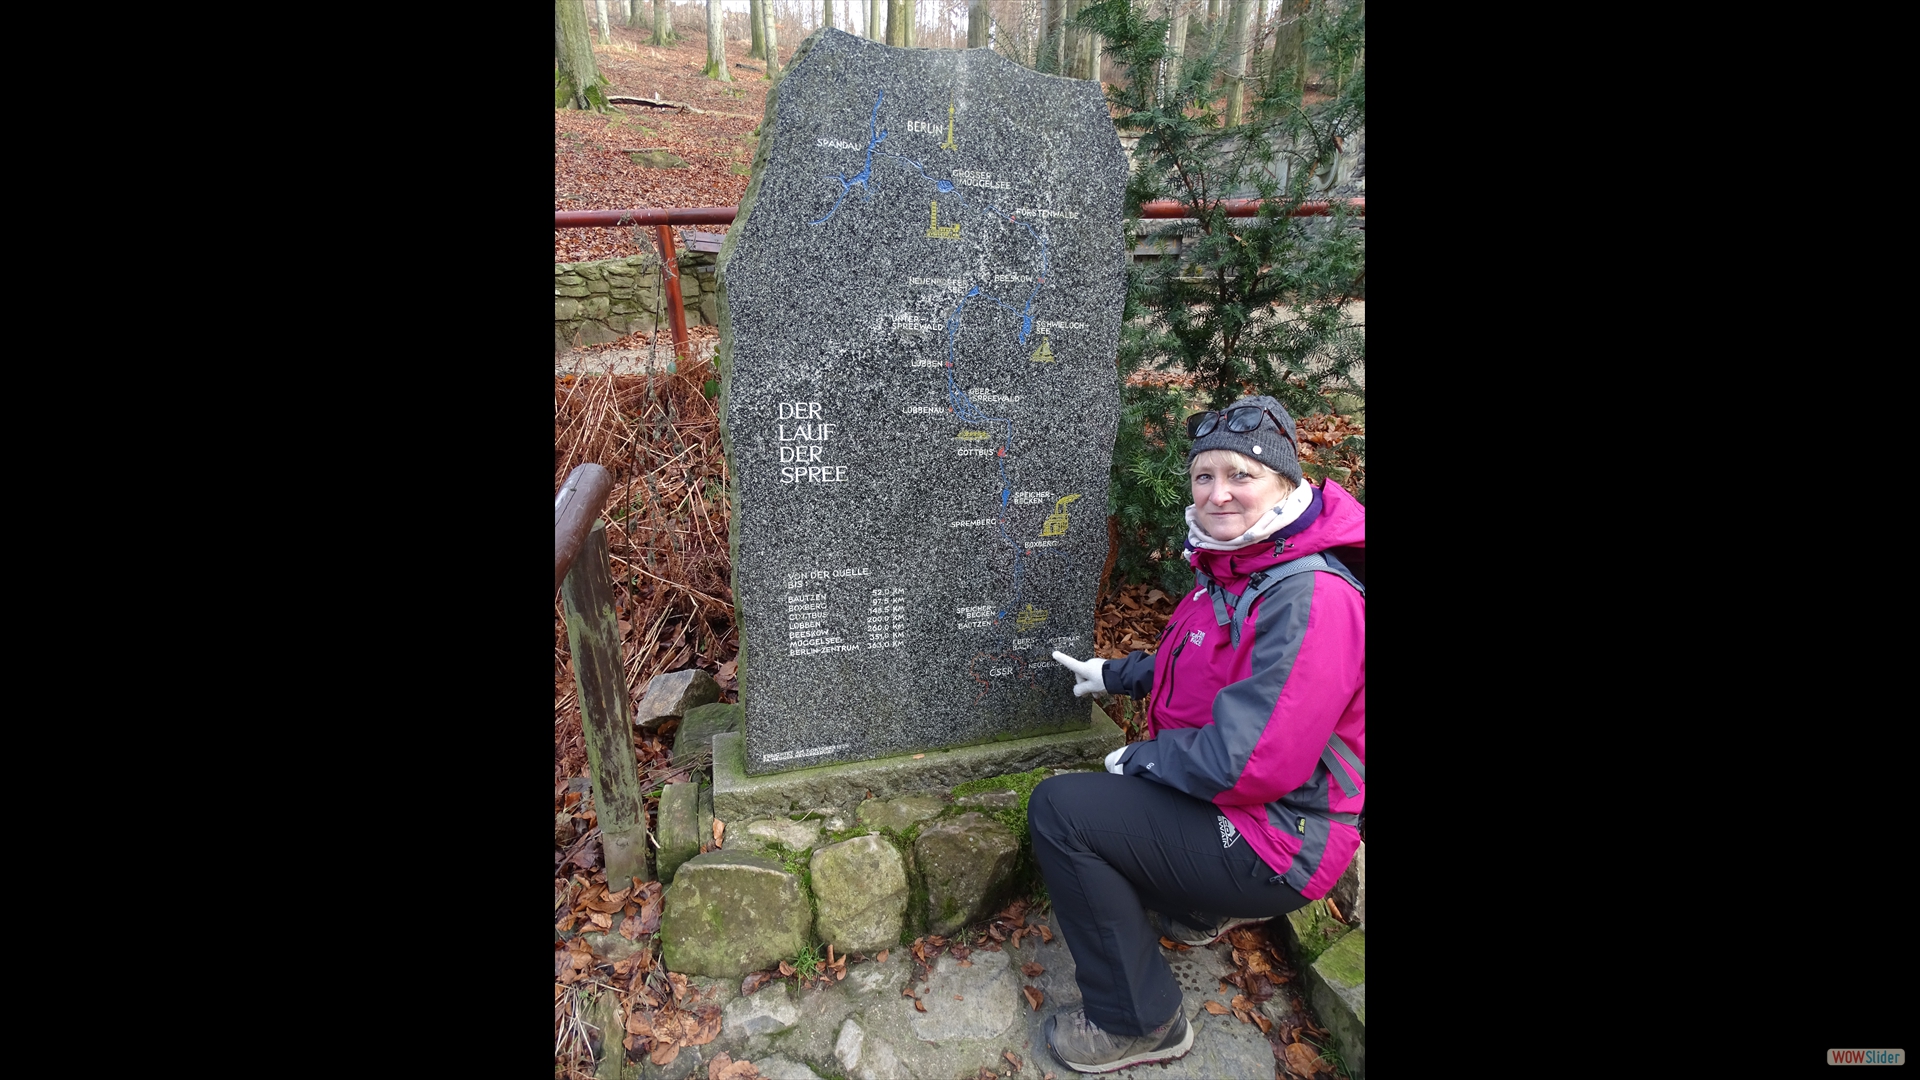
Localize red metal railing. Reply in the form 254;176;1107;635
554;198;1363;363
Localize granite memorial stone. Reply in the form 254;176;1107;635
717;28;1128;774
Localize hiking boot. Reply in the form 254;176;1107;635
1044;1005;1194;1074
1148;909;1269;947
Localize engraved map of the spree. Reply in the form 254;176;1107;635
717;28;1127;774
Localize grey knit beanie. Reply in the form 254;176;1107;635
1187;395;1303;486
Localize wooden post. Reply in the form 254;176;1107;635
561;520;653;890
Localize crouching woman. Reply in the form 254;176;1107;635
1030;395;1366;1074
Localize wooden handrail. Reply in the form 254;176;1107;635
555;463;613;593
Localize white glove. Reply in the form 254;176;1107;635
1052;651;1108;698
1105;745;1129;774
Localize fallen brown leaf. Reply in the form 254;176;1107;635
875;949;889;964
1022;962;1045;977
1202;1000;1230;1015
1004;1051;1022;1069
1159;936;1189;951
1037;924;1052;943
712;818;725;846
779;960;795;977
638;881;665;934
741;970;776;995
686;1003;722;1045
1284;1040;1328;1077
1023;985;1044;1010
914;999;927;1012
1253;1012;1274;1034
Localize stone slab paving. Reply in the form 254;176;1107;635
622;908;1286;1080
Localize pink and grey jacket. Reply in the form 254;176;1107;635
1103;480;1366;899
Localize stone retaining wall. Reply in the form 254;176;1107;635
653;776;1045;979
554;250;720;353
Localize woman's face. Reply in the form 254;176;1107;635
1191;451;1292;539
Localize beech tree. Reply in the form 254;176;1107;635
651;0;675;45
968;0;988;46
869;0;882;39
823;0;834;29
763;1;782;79
750;0;766;57
556;0;610;111
704;0;733;79
596;0;612;44
1224;0;1254;124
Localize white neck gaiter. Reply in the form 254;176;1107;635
1185;478;1316;552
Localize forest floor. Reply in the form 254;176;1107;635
554;22;1362;1080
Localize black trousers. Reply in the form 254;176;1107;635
1026;772;1311;1036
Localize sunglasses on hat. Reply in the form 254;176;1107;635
1185;405;1296;451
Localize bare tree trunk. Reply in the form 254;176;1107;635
1063;0;1080;77
764;0;782;78
704;0;733;79
823;0;835;29
1085;15;1101;83
1164;0;1189;103
596;0;612;44
886;0;904;44
1039;0;1064;71
626;0;640;29
651;0;674;45
1224;0;1253;124
905;0;917;46
968;0;988;47
1269;0;1305;95
556;0;609;110
1249;0;1268;81
749;0;766;55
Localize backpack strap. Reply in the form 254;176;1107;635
1320;732;1366;798
1193;553;1365;647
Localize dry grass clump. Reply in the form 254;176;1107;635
554;355;736;782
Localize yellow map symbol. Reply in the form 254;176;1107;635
1039;493;1083;538
1014;603;1049;631
926;201;961;239
940;99;958;151
1030;336;1055;363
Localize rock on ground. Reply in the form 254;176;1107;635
657;850;809;978
635;669;721;730
809;835;909;955
913;813;1019;936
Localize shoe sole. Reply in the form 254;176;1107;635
1049;1014;1197;1074
1168;916;1269;948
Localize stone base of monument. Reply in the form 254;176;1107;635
711;702;1124;823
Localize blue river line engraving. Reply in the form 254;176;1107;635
809;90;1072;682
